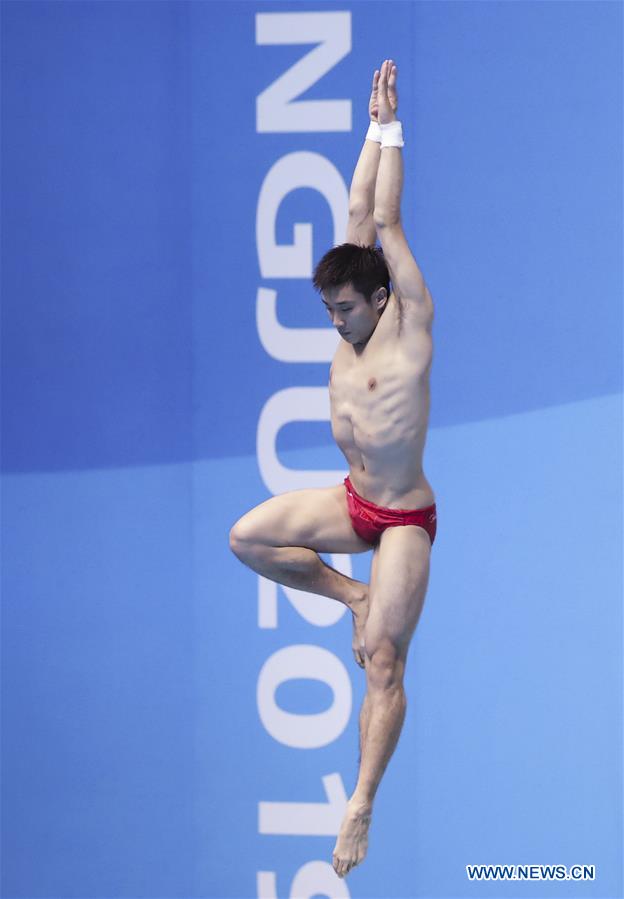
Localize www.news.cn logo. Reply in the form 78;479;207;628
466;864;595;881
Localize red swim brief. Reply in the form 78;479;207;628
344;476;437;547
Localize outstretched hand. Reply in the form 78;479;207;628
368;68;381;121
376;58;398;124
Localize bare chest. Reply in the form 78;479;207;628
329;347;429;441
331;335;425;396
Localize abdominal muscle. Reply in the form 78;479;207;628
330;356;436;511
345;446;435;511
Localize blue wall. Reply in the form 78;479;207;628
2;2;622;897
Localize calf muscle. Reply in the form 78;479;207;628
230;536;364;608
229;484;371;607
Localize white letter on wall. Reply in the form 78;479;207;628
257;387;345;494
258;773;348;837
257;646;351;749
257;152;348;279
256;287;339;363
256;12;351;133
257;858;350;898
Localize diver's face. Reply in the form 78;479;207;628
322;284;385;347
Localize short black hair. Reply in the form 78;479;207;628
312;242;390;301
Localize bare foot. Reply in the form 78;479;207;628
350;591;369;668
332;798;372;878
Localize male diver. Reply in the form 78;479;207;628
230;59;436;879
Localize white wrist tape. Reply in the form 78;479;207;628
366;120;382;143
380;119;404;148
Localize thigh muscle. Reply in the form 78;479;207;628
364;525;431;660
231;484;372;555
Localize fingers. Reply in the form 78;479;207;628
379;59;388;90
376;58;398;122
378;58;396;94
371;68;379;90
388;62;397;90
378;59;388;98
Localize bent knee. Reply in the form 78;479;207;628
229;516;258;560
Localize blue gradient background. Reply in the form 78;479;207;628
1;2;622;898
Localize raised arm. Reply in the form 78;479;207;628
346;65;396;247
346;137;379;247
373;61;433;321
